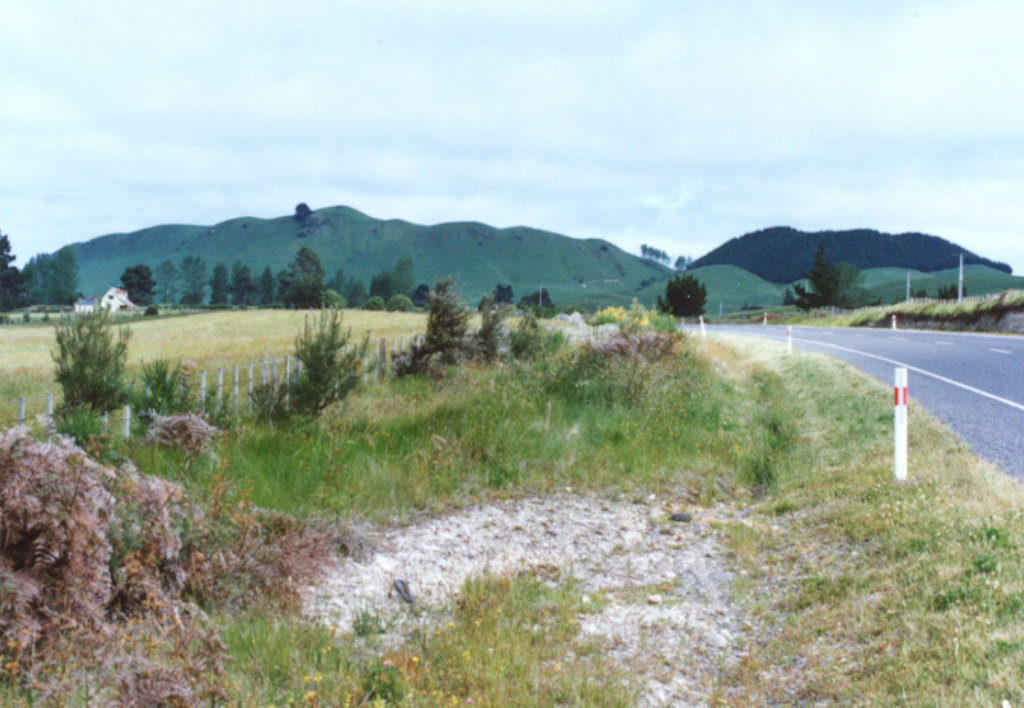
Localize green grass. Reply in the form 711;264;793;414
7;309;1024;704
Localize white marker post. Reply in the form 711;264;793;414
786;325;792;355
699;315;706;337
892;314;897;331
763;312;767;326
894;367;908;481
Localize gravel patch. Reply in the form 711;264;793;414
305;492;749;706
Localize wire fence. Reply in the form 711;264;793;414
1;324;603;435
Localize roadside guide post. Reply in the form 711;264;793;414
894;368;908;482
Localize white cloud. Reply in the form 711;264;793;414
2;0;1023;275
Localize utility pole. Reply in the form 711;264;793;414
906;270;911;301
719;301;723;317
958;254;964;303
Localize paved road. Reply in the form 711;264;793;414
686;324;1024;480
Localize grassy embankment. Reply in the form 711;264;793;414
4;310;1024;704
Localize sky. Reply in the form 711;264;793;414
3;0;1023;274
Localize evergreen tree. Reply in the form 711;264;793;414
209;263;230;305
411;283;430;308
391;256;415;297
0;231;20;311
344;278;366;307
283;247;326;308
21;254;52;305
792;245;840;311
179;255;208;305
258;266;276;305
50;247;79;305
229;262;256;306
369;270;394;300
327;267;346;293
657;273;707;317
120;264;156;306
156;260;179;304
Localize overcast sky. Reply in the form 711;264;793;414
3;0;1023;273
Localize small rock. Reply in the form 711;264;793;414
707;631;728;648
647;594;663;605
669;513;692;523
647;493;657;502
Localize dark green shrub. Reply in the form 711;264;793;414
394;277;469;376
289;310;366;421
53;310;131;417
251;379;291;426
474;296;509;361
323;289;346;309
144;305;159;316
385;294;414;312
509;311;545;360
363;295;385;311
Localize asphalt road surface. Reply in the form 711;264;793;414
686;324;1024;480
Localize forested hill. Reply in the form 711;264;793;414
689;227;1012;284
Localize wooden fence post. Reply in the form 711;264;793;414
217;368;224;407
378;338;386;381
17;397;25;426
122;404;131;441
248;362;254;413
232;365;239;415
199;371;207;404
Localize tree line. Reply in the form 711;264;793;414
1;230;81;310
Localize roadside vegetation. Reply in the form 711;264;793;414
2;288;1024;704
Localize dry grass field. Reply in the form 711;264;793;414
0;309;429;419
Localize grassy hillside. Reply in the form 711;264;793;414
68;205;672;308
866;264;1024;303
636;265;788;314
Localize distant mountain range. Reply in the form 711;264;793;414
64;207;1017;310
690;227;1013;283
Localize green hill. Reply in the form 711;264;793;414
690;227;1012;283
636;265;787;315
68;205;672;308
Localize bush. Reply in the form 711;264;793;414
547;333;677;406
132;358;195;424
394;277;469;377
386;294;414;312
289;310;366;421
363;295;385;311
251;379;292;427
144;305;159;316
323;289;346;309
53;310;131;417
509;310;545;360
474;296;509;361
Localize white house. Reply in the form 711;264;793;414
74;287;137;314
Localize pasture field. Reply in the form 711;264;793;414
3;311;1024;705
0;309;429;420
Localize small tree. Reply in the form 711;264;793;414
395;277;470;376
289;310;365;421
53;309;131;417
156;260;179;304
295;203;312;223
283;247;326;308
657;274;706;317
121;264;157;306
363;295;385;311
793;245;839;311
209;263;230;305
474;296;508;362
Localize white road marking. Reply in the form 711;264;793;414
706;328;1024;414
789;338;1024;413
990;348;1013;355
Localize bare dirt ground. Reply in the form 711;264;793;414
305;492;756;706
